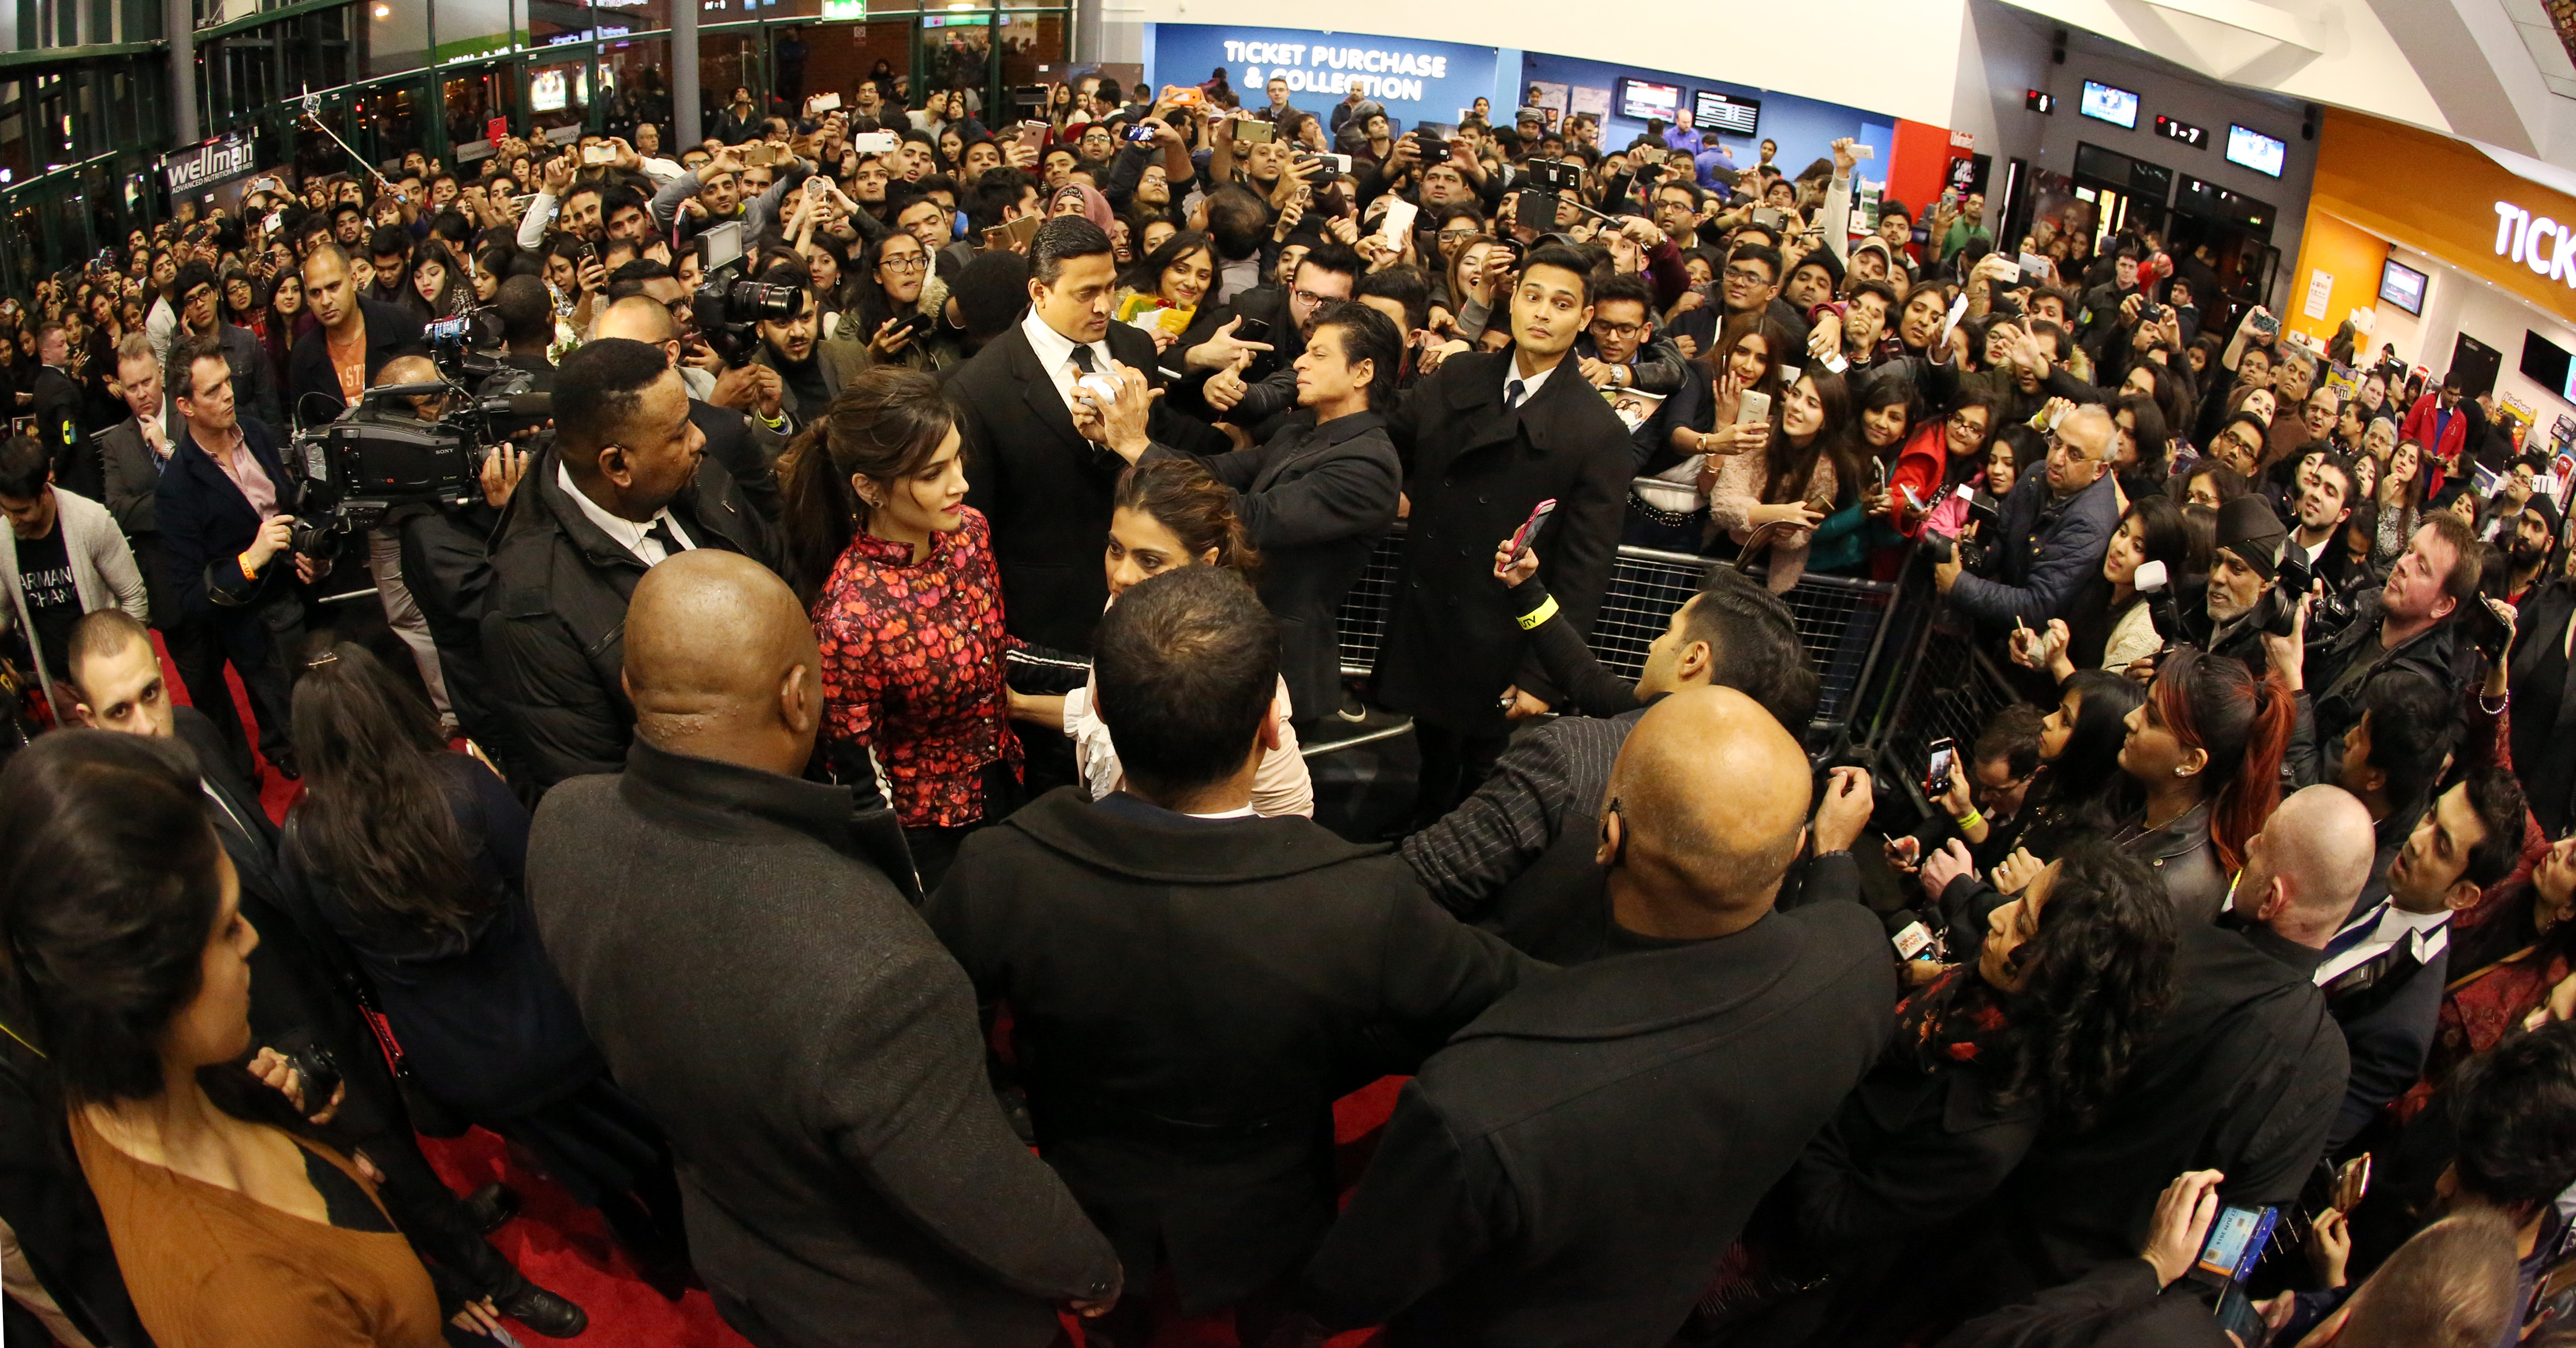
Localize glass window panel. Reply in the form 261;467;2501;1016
699;26;764;139
995;10;1061;92
917;13;991;114
435;0;518;65
364;0;429;79
527;0;594;48
598;36;674;147
527;55;589;135
440;64;519;150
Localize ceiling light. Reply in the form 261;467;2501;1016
373;3;389;14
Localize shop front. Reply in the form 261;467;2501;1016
2286;110;2576;464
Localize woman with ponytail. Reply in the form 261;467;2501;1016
786;367;1019;887
2107;648;2294;921
1007;457;1316;817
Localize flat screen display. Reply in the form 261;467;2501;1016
2519;330;2571;399
2079;81;2139;129
1692;89;1760;136
2227;124;2286;178
2379;257;2428;316
1617;79;1684;124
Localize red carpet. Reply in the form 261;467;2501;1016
153;634;1398;1346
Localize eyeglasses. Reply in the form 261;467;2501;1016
1292;288;1332;309
879;254;929;273
1947;413;1987;432
1589;319;1644;339
1723;266;1771;285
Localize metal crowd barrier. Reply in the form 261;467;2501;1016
1331;507;1901;735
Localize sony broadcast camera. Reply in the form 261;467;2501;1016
690;220;806;368
283;361;551;555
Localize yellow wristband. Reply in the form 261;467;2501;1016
1954;807;1984;831
238;552;260;582
1515;596;1559;630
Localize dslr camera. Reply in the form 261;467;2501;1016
690;221;807;368
2249;543;2364;647
283;368;551;555
1921;494;2003;574
422;307;509;386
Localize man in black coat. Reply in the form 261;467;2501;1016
481;338;783;794
29;322;92;499
594;294;789;522
154;334;324;778
286;243;425;427
1128;300;1405;725
1303;687;1896;1345
1376;245;1633;822
927;566;1536;1346
947;215;1227;656
1956;785;2357;1309
530;550;1121;1348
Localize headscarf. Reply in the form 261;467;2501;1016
1052;182;1114;230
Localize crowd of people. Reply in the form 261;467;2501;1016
0;63;2573;1348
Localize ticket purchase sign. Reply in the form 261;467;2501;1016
1146;24;1497;126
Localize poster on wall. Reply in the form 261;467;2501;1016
2304;269;2335;322
2021;171;2099;260
1570;85;1611;121
1145;25;1499;129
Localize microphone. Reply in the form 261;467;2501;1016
1886;906;1937;962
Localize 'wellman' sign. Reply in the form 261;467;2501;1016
162;133;256;195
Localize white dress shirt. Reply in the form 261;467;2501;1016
555;461;696;566
1020;308;1116;415
2314;898;2452;988
1500;355;1562;410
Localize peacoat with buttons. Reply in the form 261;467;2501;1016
1374;351;1633;734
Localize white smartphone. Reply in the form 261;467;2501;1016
1851;143;1875;159
850;130;901;155
1376;197;1419;252
1735;389;1772;425
807;92;842;114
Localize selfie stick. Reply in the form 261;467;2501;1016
297;95;395;194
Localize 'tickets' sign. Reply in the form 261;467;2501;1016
2494;202;2576;290
162;132;256;196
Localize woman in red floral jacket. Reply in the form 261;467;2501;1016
782;367;1021;888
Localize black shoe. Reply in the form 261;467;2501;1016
495;1283;588;1338
462;1182;521;1235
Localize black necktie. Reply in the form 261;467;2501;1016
1069;345;1096;374
644;517;682;558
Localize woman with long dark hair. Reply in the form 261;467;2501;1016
1007;456;1315;816
260;269;307;393
1707;367;1856;589
1881;387;1997;540
2373;438;2429;573
2016;669;2151;860
1752;841;2177;1343
787;368;1016;886
0;731;469;1346
1627;311;1794;550
1809;374;1918;577
407;239;468;322
842;230;957;373
2013;494;2193;682
1112;228;1216;353
279;643;686;1276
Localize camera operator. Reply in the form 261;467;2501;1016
746;260;863;425
155;333;325;778
1935;402;2120;634
481;337;783;793
2192;495;2289;670
2287;512;2481;789
288;243;427;427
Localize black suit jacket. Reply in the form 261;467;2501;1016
481;443;783;793
1302;900;1895;1345
925;787;1537;1311
286;299;426;427
31;365;90;498
154;415;298;624
1145;409;1401;719
1377;352;1633;731
949;320;1223;652
532;741;1118;1348
689;397;782;523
